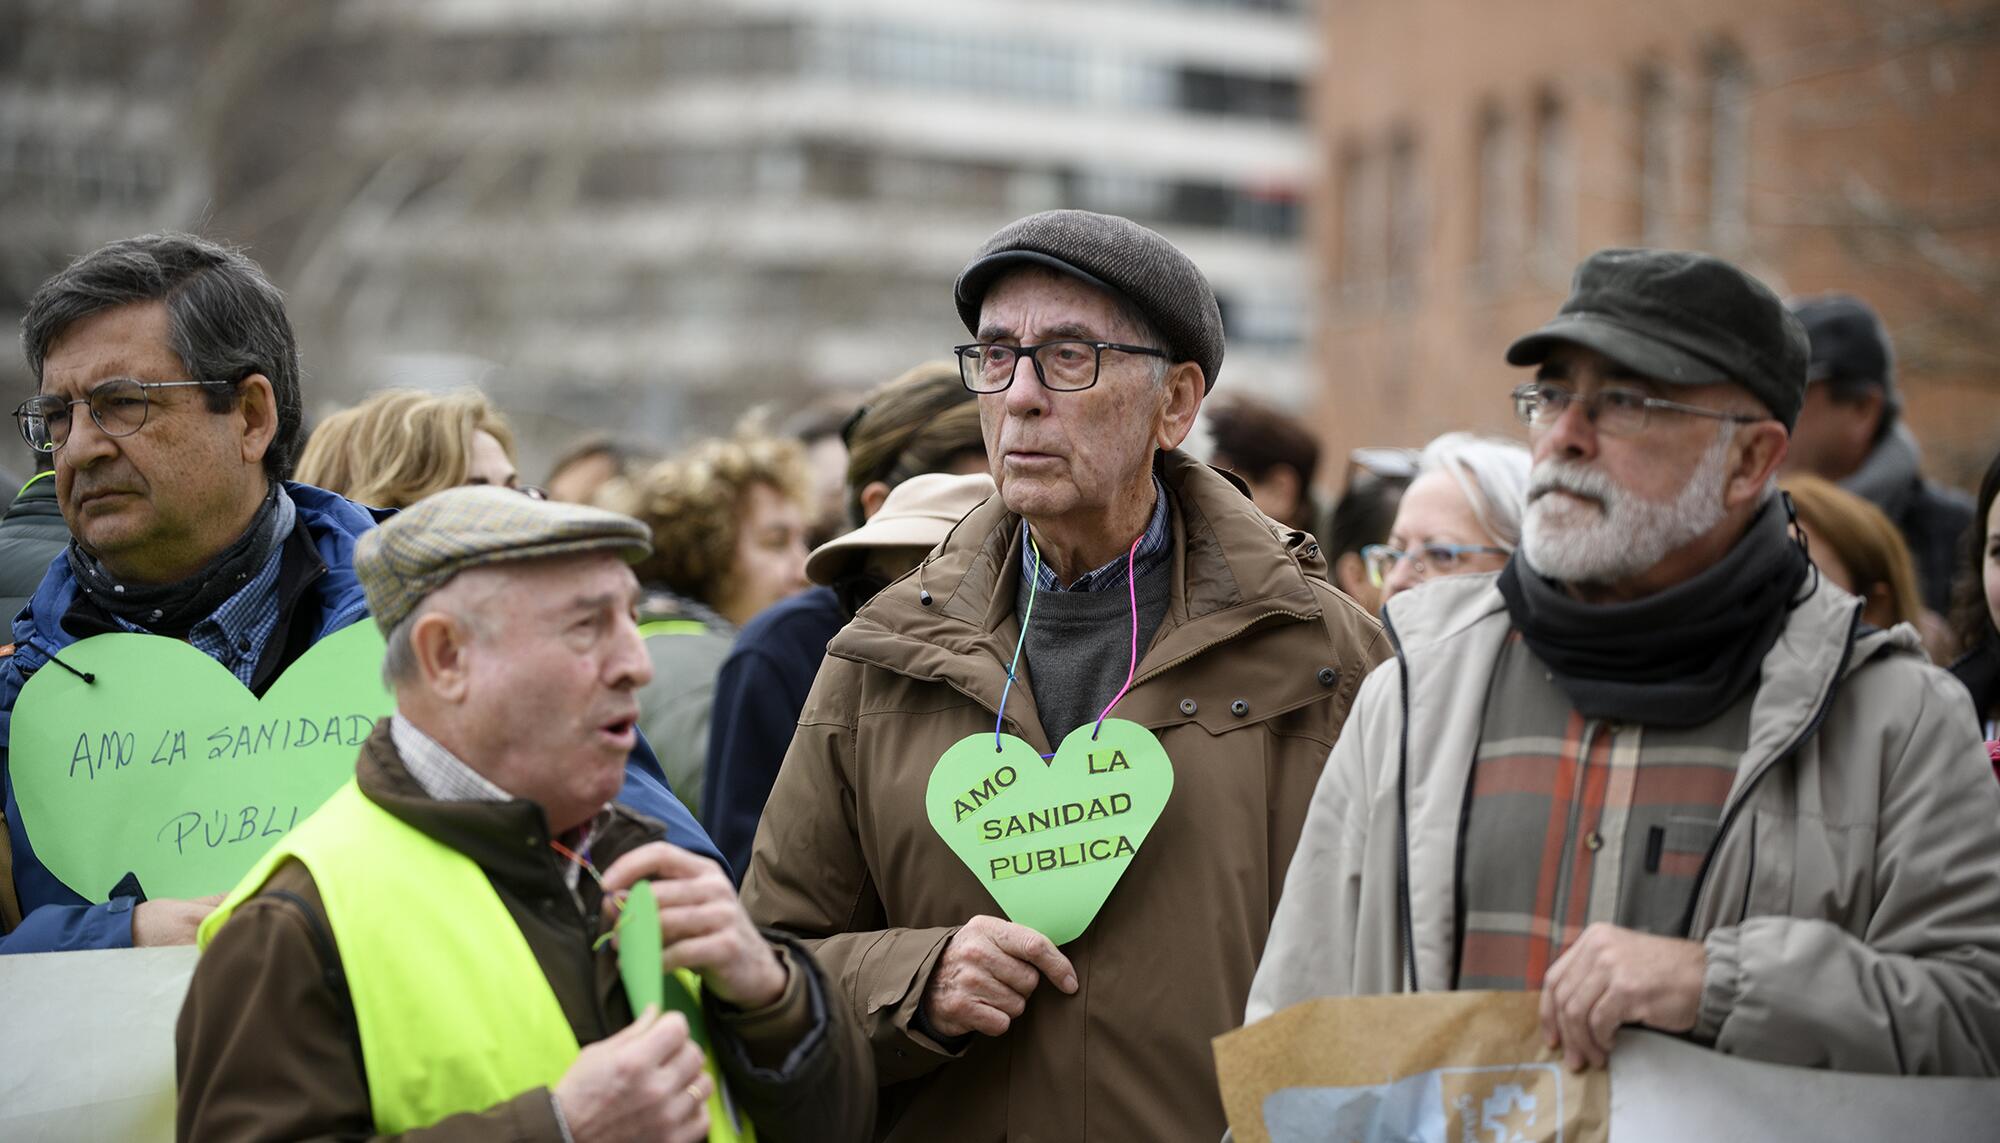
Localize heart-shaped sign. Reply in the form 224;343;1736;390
10;621;392;902
925;717;1173;946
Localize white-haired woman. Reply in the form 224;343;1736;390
1367;432;1531;604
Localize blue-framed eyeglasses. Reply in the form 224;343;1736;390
1362;542;1511;587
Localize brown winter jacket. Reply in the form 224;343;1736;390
177;724;876;1142
742;450;1390;1142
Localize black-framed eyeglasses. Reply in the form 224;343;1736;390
1510;382;1769;438
953;340;1167;394
14;378;217;453
1361;542;1511;587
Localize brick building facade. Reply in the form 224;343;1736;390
1309;0;2000;490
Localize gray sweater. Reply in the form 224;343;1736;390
1014;555;1171;747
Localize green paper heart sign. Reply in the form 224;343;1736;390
10;622;392;902
926;718;1173;946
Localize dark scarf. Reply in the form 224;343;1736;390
1950;636;2000;721
1496;497;1811;728
67;483;295;639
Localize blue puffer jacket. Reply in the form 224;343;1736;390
0;483;723;953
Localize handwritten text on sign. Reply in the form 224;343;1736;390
11;622;393;902
926;718;1172;945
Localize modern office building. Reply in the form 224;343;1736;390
2;0;1317;466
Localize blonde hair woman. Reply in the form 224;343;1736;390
1782;474;1945;658
296;389;520;509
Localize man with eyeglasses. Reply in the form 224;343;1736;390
741;210;1388;1141
0;233;719;955
1247;248;2000;1076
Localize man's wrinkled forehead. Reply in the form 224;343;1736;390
38;300;181;394
974;266;1132;342
438;552;639;614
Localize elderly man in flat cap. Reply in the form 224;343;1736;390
178;488;873;1143
742;210;1387;1141
1249;249;2000;1078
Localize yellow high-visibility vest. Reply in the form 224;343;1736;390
201;780;746;1139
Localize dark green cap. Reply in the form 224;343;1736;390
1506;248;1810;430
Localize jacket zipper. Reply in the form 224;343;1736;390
1394;597;1861;989
1674;600;1861;937
1381;611;1421;992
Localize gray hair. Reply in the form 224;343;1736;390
380;611;423;691
21;232;304;480
1112;293;1172;386
1418;432;1532;549
380;580;494;690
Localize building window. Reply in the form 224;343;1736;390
1706;44;1750;251
1386;128;1421;302
1636;66;1674;246
1474;102;1518;277
1175;66;1303;121
1337;142;1385;304
1529;89;1572;274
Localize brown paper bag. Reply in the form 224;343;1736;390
1213;992;1608;1143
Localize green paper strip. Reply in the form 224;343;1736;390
615;880;712;1056
616;879;665;1014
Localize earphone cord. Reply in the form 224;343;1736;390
993;538;1040;752
991;531;1144;753
1090;536;1143;740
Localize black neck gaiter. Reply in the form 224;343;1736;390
1496;497;1811;728
67;483;294;638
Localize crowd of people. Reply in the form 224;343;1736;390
0;213;1994;1143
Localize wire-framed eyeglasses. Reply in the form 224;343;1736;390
14;378;217;453
1510;382;1768;438
953;340;1167;394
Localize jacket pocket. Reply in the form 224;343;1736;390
1630;816;1724;935
1743;808;1876;928
1645;816;1719;876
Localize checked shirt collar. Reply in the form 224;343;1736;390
1020;472;1170;593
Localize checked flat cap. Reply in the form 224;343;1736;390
355;485;652;633
955;209;1226;392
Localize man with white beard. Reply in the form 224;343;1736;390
1243;248;2000;1077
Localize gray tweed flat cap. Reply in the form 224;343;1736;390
355;485;651;633
955;209;1225;392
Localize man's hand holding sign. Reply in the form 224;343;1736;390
132;893;225;947
1539;923;1706;1072
602;841;790;1011
922;916;1077;1039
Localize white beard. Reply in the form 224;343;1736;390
1521;426;1734;585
